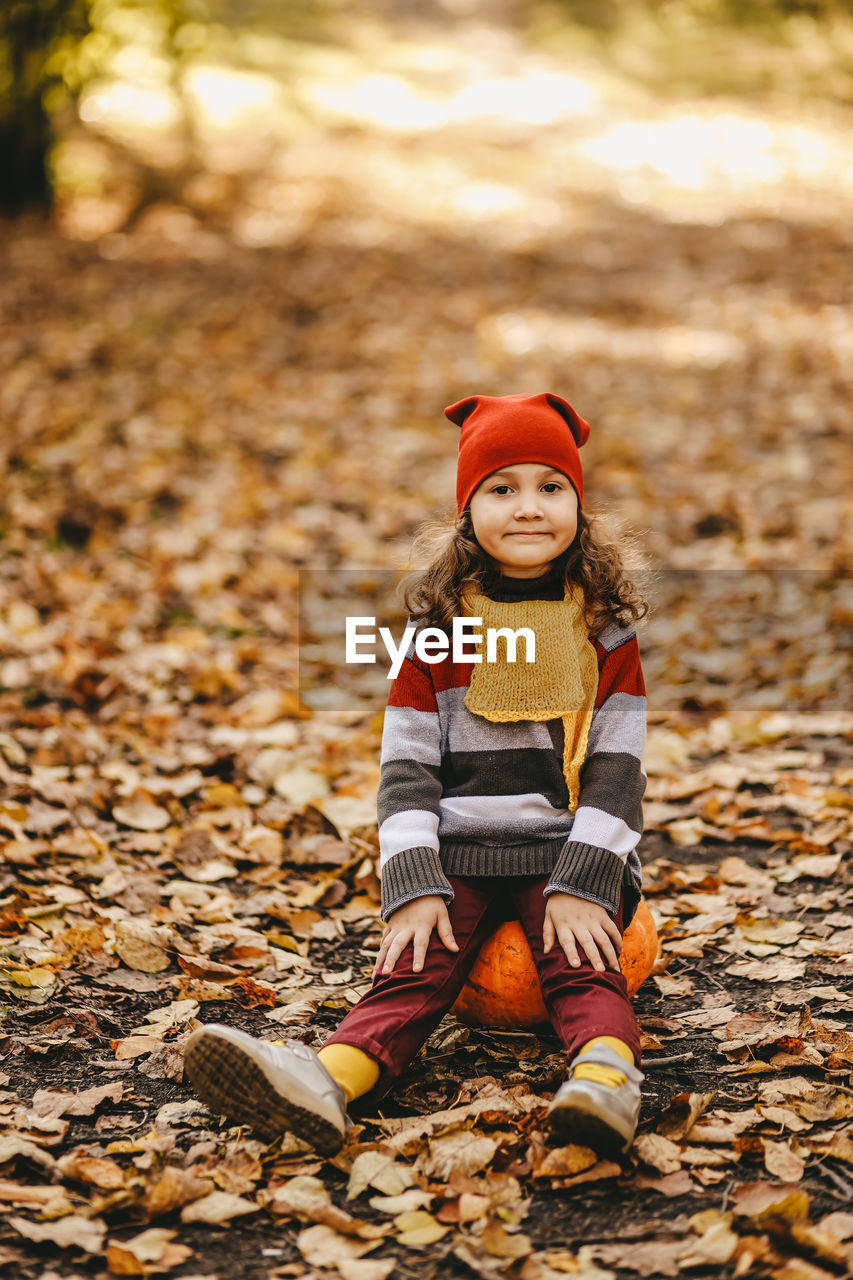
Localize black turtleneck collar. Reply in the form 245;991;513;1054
487;564;566;603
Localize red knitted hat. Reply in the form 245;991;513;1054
444;392;591;517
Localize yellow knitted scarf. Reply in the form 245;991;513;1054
459;582;598;813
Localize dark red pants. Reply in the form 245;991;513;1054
321;873;642;1103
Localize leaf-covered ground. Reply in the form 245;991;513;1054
1;2;852;1277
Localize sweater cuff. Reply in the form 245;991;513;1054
381;846;454;922
544;840;624;914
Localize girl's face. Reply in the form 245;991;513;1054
468;463;579;578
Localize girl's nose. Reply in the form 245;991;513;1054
515;492;544;517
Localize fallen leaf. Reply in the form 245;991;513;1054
114;920;172;973
480;1219;533;1260
1;966;57;989
546;1159;624;1189
632;1133;683;1175
421;1129;499;1179
106;1226;193;1274
335;1259;397;1280
653;973;695;997
542;1246;618;1278
656;1091;716;1140
435;1191;492;1224
806;1132;853;1165
346;1150;416;1200
530;1143;599;1178
264;1174;380;1235
772;1261;844;1280
773;852;843;882
629;1169;696;1195
180;1190;259;1224
0;1179;70;1208
138;1035;193;1082
0;1135;58;1172
273;768;330;808
762;1138;806;1182
142;1164;214;1216
9;1213;106;1253
393;1209;451;1247
731;1181;811;1221
587;1239;688;1276
113;801;171;831
368;1189;434;1216
57;1151;125;1188
725;958;807;981
31;1081;124;1118
315;793;377;835
113;1035;162;1060
296;1222;384;1267
819;1211;853;1241
680;1217;739;1266
231;975;277;1008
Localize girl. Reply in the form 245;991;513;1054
184;391;649;1161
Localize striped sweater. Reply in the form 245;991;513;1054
377;569;647;928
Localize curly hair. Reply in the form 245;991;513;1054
397;503;654;640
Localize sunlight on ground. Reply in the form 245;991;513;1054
183;66;284;129
81;80;183;131
579;112;833;193
81;65;290;137
483;313;746;368
67;12;853;246
301;65;599;131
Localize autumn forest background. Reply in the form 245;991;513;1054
1;1;852;1278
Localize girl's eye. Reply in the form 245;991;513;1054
490;483;563;494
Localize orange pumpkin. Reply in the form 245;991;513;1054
450;898;658;1029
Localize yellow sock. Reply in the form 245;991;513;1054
572;1036;635;1089
266;1041;380;1104
316;1044;380;1103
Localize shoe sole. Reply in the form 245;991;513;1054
183;1033;345;1156
547;1098;631;1159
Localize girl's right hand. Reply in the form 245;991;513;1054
373;895;459;978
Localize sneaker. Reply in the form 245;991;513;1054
183;1023;353;1155
546;1043;644;1158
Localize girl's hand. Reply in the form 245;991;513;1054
543;891;623;973
373;895;459;978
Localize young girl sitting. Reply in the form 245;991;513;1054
184;391;649;1161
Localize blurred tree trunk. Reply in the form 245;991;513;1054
0;0;90;214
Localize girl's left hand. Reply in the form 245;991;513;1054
543;892;623;973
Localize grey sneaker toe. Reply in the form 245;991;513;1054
546;1044;644;1158
183;1023;350;1155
